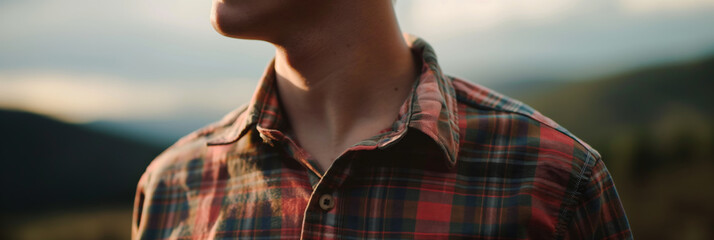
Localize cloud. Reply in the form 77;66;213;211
0;0;209;29
410;0;576;26
0;0;273;84
619;0;714;15
399;0;582;39
2;0;714;124
395;0;714;84
0;71;256;123
135;0;212;33
398;0;714;40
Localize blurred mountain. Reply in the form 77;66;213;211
84;117;214;148
508;55;713;169
0;110;163;214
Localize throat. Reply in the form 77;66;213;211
289;117;397;172
272;28;419;173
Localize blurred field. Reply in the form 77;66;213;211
1;55;712;239
5;208;132;240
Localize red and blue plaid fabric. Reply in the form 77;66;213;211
133;36;632;239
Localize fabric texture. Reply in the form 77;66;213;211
132;36;632;239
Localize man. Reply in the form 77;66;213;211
133;0;632;239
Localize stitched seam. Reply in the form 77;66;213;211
553;151;594;239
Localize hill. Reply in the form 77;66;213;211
0;110;163;214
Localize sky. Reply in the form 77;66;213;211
1;0;714;123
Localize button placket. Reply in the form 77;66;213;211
300;153;358;239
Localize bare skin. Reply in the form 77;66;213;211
211;0;416;171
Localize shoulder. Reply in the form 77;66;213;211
451;76;607;234
137;104;250;186
451;76;600;160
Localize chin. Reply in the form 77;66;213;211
210;2;248;39
210;0;316;42
210;0;286;41
210;13;238;38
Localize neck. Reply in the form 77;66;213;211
270;1;417;167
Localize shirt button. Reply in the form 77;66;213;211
318;194;335;211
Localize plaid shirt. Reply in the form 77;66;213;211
133;36;632;240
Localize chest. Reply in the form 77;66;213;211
147;155;559;240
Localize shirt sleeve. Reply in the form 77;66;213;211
564;158;633;239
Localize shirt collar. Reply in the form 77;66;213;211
207;34;460;167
